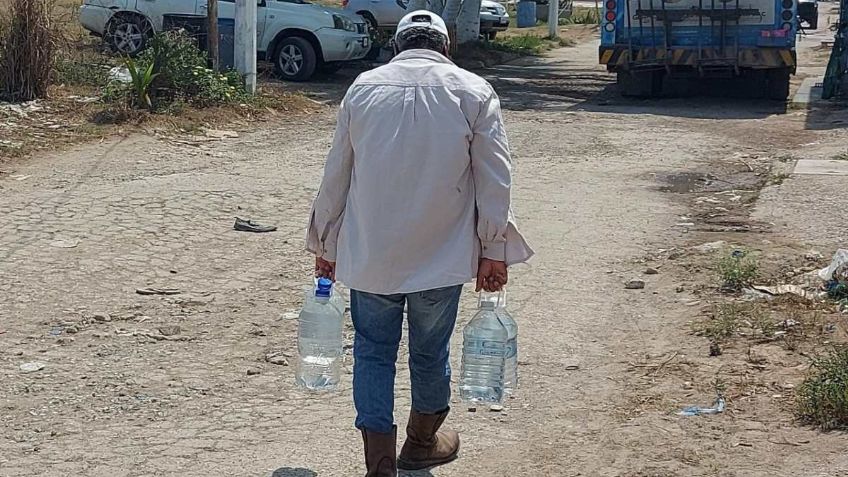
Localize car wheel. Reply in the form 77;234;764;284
106;15;151;56
487;31;497;41
275;37;318;82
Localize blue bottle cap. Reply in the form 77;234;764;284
315;278;333;298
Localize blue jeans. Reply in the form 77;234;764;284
351;285;463;434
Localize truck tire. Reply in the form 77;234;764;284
617;70;664;98
275;37;318;82
766;68;790;101
807;7;818;29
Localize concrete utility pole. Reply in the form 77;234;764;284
207;0;219;70
548;0;560;38
235;0;257;94
456;0;481;43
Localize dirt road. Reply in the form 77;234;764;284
2;34;848;476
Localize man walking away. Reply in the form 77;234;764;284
306;10;533;477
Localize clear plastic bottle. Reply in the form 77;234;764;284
305;278;346;317
480;291;518;393
459;297;508;403
296;278;344;391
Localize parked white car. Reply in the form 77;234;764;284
79;0;371;81
343;0;509;39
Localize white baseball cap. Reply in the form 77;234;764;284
395;10;450;41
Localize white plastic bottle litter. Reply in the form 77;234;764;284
459;295;509;403
482;291;518;393
296;278;344;391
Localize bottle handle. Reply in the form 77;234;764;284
478;289;506;308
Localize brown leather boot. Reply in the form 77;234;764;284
397;408;460;470
361;427;397;477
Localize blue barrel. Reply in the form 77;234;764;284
218;18;235;70
516;1;537;28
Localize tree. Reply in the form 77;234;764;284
456;0;481;43
208;0;219;70
441;0;462;25
409;0;429;11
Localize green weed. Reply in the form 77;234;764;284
124;56;157;110
717;251;758;290
797;346;848;430
699;303;744;342
492;34;546;54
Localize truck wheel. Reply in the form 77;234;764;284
766;68;790;101
807;8;818;29
617;70;664;98
275;37;318;82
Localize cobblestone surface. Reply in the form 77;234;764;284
3;40;848;477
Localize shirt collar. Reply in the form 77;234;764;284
390;49;455;65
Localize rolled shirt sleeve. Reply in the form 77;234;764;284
306;96;354;262
471;90;534;266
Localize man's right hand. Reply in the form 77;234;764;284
476;258;508;292
315;257;336;281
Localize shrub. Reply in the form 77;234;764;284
138;31;206;96
0;0;57;101
560;7;600;25
105;30;247;109
54;55;111;87
797;346;848;430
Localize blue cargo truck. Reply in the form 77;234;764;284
599;0;797;99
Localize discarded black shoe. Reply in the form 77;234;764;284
234;217;277;233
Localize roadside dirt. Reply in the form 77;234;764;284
3;20;848;477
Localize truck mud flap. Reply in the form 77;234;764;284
600;47;795;69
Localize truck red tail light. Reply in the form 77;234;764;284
605;11;616;21
781;9;793;20
606;0;616;9
781;0;793;8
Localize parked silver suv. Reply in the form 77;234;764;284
343;0;509;39
79;0;370;81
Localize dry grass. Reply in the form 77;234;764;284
0;0;58;101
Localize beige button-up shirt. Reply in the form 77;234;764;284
306;49;533;294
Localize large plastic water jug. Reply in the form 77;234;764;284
459;295;508;403
481;291;518;393
296;278;344;391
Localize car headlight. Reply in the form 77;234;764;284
333;14;357;32
496;5;506;14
